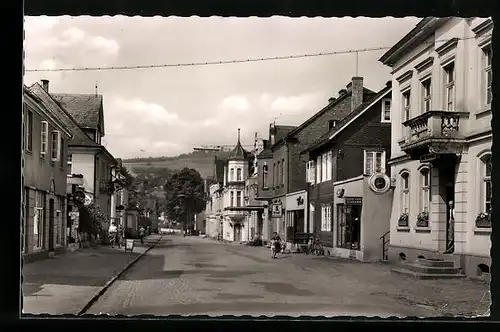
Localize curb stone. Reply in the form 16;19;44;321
77;236;162;316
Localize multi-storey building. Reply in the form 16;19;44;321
22;85;72;262
379;17;492;276
257;77;376;247
302;82;393;261
205;156;227;239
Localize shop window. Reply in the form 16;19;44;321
337;202;361;250
320;204;332;231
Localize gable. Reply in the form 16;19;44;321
50;93;104;131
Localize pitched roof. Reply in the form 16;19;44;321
228;129;248;161
274;125;297;142
272;87;375;150
302;84;392;154
50;93;104;132
27;83;100;148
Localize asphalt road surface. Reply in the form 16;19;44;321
86;236;442;317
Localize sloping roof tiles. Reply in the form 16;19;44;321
51;93;103;131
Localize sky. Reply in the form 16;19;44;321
24;16;422;159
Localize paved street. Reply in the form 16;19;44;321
86;235;490;317
22;236;160;315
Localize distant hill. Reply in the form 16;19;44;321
123;150;232;180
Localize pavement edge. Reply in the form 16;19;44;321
77;236;163;316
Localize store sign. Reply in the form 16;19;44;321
296;196;304;206
271;203;282;217
345;196;362;205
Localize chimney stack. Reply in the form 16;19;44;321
269;123;276;145
338;89;347;96
328;97;337;104
350;76;364;111
386;80;392;87
41;79;49;92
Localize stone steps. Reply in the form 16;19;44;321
391;258;465;280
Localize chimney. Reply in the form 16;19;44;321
41;79;49;92
269;123;276;145
351;76;364;111
338;89;347;97
386;80;392;88
328;97;337;104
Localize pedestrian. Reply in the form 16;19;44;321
117;224;123;248
139;226;145;244
108;222;117;248
270;232;281;259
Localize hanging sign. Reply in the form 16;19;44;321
271;203;282;217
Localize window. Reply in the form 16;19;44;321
364;150;386;175
306;160;316;184
262;164;269;188
381;98;391;122
401;172;410;215
230;191;234;207
481;154;492;213
276;161;281;185
236;168;242;181
25;106;33;152
421;78;432;113
326;151;332;181
444;62;455;111
402;90;411;122
273;163;276;186
67;154;73;175
420;168;431;213
321;204;332;231
55;199;62;246
51;130;61;161
236;191;242;207
34;191;45;250
40;121;48;156
483;47;492;105
281;159;284;185
316;155;322;183
328;120;337;130
321;153;327;181
230;168;234;181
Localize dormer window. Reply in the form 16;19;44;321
381;98;391;123
328;120;337;130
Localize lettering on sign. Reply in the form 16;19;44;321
345;196;363;205
420;153;437;163
296;196;304;206
272;203;282;217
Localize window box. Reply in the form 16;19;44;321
475;212;491;228
414;226;431;233
397;212;409;227
396;226;411;232
474;226;492;235
416;211;429;227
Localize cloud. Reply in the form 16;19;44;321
268;93;323;115
111;97;181;125
217;95;251;113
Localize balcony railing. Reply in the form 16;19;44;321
399;110;469;156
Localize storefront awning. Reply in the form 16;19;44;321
224;206;265;212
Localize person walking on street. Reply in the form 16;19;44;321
117;224;123;248
108;222;117;248
139;226;145;244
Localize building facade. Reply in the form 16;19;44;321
303;83;393;261
22;86;72;262
379;17;492;276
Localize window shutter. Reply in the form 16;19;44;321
316;156;322;183
40;121;48;155
306;161;311;183
311;161;316;184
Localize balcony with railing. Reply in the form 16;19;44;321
398;110;470;158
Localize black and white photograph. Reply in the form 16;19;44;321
21;14;492;318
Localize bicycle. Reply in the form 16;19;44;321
305;236;324;256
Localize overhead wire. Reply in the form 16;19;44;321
25;35;487;73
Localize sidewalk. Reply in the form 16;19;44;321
22;235;160;315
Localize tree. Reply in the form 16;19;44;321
164;168;205;227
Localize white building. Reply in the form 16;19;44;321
379;17;492;276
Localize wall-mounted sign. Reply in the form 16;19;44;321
296;196;304;206
74;190;85;204
368;173;391;194
345;196;363;205
336;188;345;198
420;153;438;163
271;203;283;217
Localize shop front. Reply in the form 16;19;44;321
285;190;308;244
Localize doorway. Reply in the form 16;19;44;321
234;224;242;242
337;201;362;250
441;155;457;254
48;198;55;251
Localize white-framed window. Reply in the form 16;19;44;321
51;130;61;161
306;160;316;184
25;106;33;152
230;191;234;207
273;163;276;186
483;46;492;106
326;151;333;181
67;154;73;175
480;154;492;213
277;161;281;185
34;191;45;250
321;204;332;232
281;159;285;185
316;155;322;183
321;153;327;181
55;197;62;246
381;98;392;122
230;168;234;181
236;191;242;207
364;150;386;175
236;168;242;181
421;78;432;113
400;171;410;214
402;89;411;122
443;62;455;111
419;167;431;213
40;121;48;156
262;164;269;188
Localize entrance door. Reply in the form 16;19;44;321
234;225;242;242
345;204;362;250
442;155;456;253
48;199;55;251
